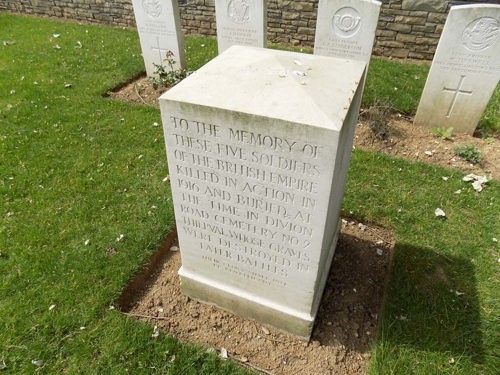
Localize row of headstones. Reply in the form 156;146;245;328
132;0;499;135
132;0;381;70
134;0;498;340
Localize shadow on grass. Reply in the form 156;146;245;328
313;224;395;353
380;243;483;363
117;229;178;312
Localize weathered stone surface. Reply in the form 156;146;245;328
389;48;409;58
412;24;437;33
394;15;426;25
377;40;404;48
427;12;448;23
402;0;448;13
160;46;366;339
415;4;500;134
376;29;397;37
385;23;411;33
396;33;416;42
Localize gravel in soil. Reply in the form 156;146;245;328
121;221;394;375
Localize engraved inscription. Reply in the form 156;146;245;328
435;51;495;75
332;7;361;38
220;27;258;45
227;0;251;23
442;75;473;118
316;38;363;59
462;17;499;52
167;115;322;287
142;0;162;18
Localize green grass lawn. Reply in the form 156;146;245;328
0;14;498;374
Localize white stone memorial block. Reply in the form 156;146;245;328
215;0;267;54
414;5;500;134
132;0;185;77
160;46;365;339
314;0;381;63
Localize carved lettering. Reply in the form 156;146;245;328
167;115;324;286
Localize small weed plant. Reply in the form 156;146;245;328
454;144;482;164
362;101;393;140
148;50;186;89
431;127;453;140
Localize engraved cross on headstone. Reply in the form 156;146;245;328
151;36;170;63
442;75;473;118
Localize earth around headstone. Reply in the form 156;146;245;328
120;220;395;374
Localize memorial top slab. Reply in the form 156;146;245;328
161;46;366;131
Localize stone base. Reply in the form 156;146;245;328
179;224;341;341
179;267;315;340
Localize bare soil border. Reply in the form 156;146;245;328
118;220;395;375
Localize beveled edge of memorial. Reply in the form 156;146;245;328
159;46;366;132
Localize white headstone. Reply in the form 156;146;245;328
160;46;366;339
215;0;267;54
414;5;500;134
131;0;185;77
314;0;381;63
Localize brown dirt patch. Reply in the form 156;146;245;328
109;74;167;107
120;221;394;375
356;112;499;179
110;75;499;179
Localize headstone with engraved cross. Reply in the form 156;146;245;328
414;4;500;134
131;0;185;77
215;0;267;54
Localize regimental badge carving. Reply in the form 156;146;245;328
332;7;361;38
142;0;162;18
227;0;251;23
462;17;499;51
